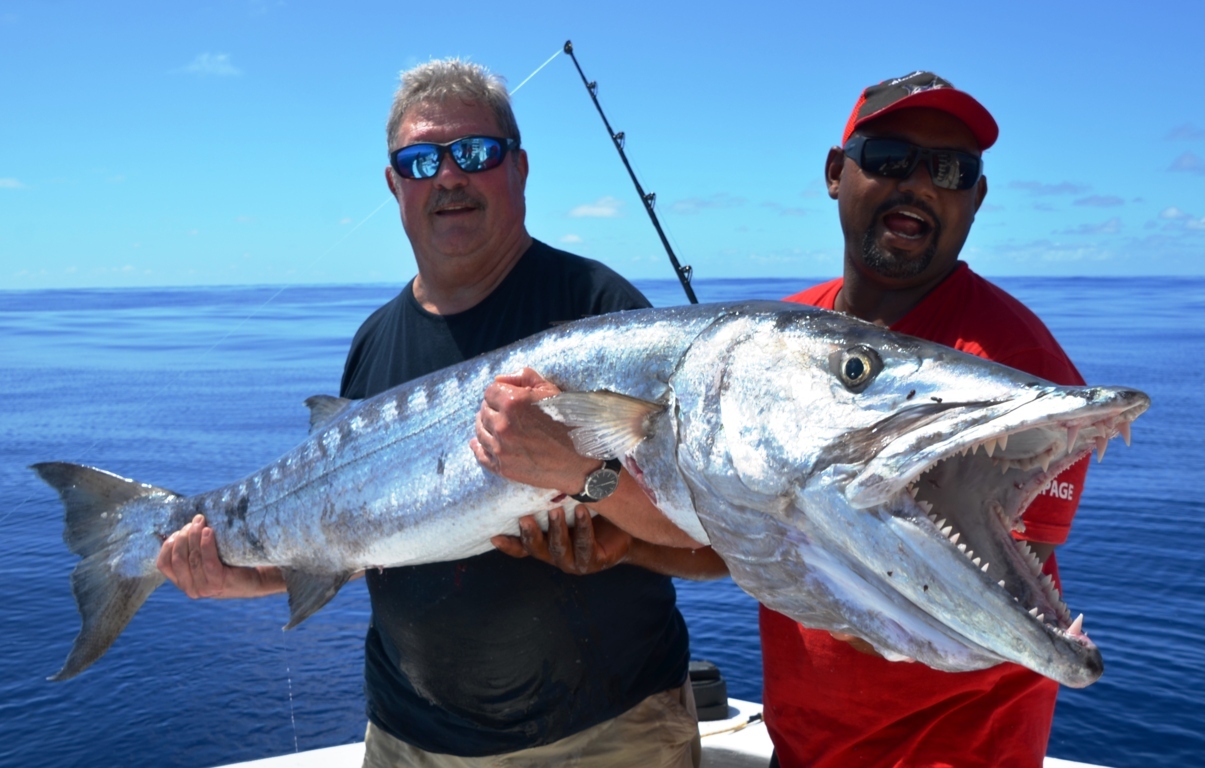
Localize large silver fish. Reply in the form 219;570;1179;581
34;302;1147;686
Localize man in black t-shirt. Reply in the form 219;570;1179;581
156;58;725;766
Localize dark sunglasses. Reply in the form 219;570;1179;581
389;135;519;180
844;136;983;191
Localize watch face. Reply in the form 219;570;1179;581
584;468;620;501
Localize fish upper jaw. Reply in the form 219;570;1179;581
845;386;1148;511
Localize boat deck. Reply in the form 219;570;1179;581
216;698;1108;768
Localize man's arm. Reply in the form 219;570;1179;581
156;514;287;599
473;367;726;578
491;505;728;580
472;367;705;551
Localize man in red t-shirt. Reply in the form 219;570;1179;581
762;72;1091;768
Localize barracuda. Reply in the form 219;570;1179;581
34;302;1147;684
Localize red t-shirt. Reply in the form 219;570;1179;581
762;263;1091;768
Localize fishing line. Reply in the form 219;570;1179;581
510;47;562;96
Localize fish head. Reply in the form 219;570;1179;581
674;303;1149;687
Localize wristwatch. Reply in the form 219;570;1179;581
571;458;622;503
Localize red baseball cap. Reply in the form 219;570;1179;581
841;71;998;150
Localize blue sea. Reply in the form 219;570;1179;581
1;277;1202;767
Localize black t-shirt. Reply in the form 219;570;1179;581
340;240;690;756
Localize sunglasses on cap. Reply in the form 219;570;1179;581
389;135;519;180
843;136;983;191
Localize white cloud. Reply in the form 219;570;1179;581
1009;180;1089;196
339;217;353;225
1169;151;1205;175
761;201;808;217
1160;207;1188;219
182;53;242;77
0;178;25;189
569;196;624;218
1166;123;1205;141
1073;195;1124;208
671;194;745;214
1060;217;1122;235
560;234;583;244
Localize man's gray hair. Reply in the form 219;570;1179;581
385;58;520;152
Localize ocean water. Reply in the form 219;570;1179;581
1;277;1202;767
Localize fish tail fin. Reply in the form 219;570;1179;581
31;462;177;681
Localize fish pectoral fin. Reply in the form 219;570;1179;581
304;395;354;434
280;568;353;629
537;391;663;459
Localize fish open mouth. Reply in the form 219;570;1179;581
847;386;1149;669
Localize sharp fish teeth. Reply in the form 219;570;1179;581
936;518;947;530
1066;425;1080;455
1029;607;1040;617
982;562;991;573
972;557;982;566
941;525;953;537
1069;613;1085;635
949;532;960;545
1095;436;1108;462
997;579;1006;587
1040;452;1052;473
998;433;1008;451
984;438;996;457
957;543;967;553
1119;421;1132;446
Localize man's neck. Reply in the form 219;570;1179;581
834;261;959;327
413;230;533;315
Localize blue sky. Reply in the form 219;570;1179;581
2;0;1203;289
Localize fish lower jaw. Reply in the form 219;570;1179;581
909;492;1077;631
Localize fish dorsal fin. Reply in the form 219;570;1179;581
537;391;663;459
280;568;353;629
304;395;353;434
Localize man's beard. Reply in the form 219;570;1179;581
859;193;942;280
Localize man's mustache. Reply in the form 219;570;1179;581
427;188;485;215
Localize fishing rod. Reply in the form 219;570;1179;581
562;40;698;304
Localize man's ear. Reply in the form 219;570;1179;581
825;146;844;200
974;175;988;213
515;148;529;190
385;166;399;197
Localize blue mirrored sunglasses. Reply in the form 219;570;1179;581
389;136;519;180
844;136;982;191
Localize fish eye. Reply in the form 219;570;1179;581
831;345;881;392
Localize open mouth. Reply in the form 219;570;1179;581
857;388;1148;657
882;209;932;240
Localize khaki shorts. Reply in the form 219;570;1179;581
362;683;701;768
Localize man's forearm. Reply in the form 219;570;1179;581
625;542;728;580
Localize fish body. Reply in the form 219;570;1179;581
34;302;1148;686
